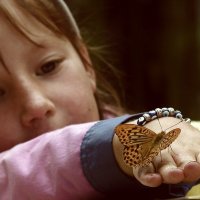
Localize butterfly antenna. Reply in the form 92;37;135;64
164;119;183;132
157;118;163;132
168;145;177;155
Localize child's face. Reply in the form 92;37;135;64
0;14;99;152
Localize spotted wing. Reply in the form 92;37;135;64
159;128;181;150
123;144;160;167
140;146;160;167
115;124;156;147
123;145;143;167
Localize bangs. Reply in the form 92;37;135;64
0;0;71;45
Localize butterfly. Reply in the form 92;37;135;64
115;123;181;168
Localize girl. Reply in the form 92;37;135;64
0;0;200;199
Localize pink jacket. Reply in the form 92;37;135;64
0;122;99;199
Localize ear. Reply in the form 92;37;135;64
79;43;96;92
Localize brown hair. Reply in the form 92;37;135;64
0;0;124;118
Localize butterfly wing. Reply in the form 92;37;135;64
141;128;181;167
159;128;181;150
123;145;143;167
119;125;181;167
141;146;160;167
115;124;156;146
123;144;160;167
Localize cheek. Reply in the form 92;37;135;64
0;115;26;151
44;61;99;123
53;80;99;123
72;92;97;117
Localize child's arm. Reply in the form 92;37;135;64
0;114;199;199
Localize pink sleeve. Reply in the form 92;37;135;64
0;122;101;200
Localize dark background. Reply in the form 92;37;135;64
67;0;200;120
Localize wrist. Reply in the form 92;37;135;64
112;117;181;177
112;107;191;176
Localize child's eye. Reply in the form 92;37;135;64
36;59;62;76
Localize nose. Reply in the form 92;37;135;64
20;87;55;127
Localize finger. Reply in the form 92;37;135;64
158;163;184;184
172;152;200;182
183;161;200;182
154;151;184;184
133;163;162;187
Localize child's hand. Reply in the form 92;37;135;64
113;117;200;187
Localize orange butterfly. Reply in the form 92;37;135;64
115;124;181;167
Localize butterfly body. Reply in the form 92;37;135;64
115;124;181;167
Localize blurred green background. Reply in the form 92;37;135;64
67;0;200;120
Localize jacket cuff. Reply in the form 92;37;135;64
80;114;142;194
